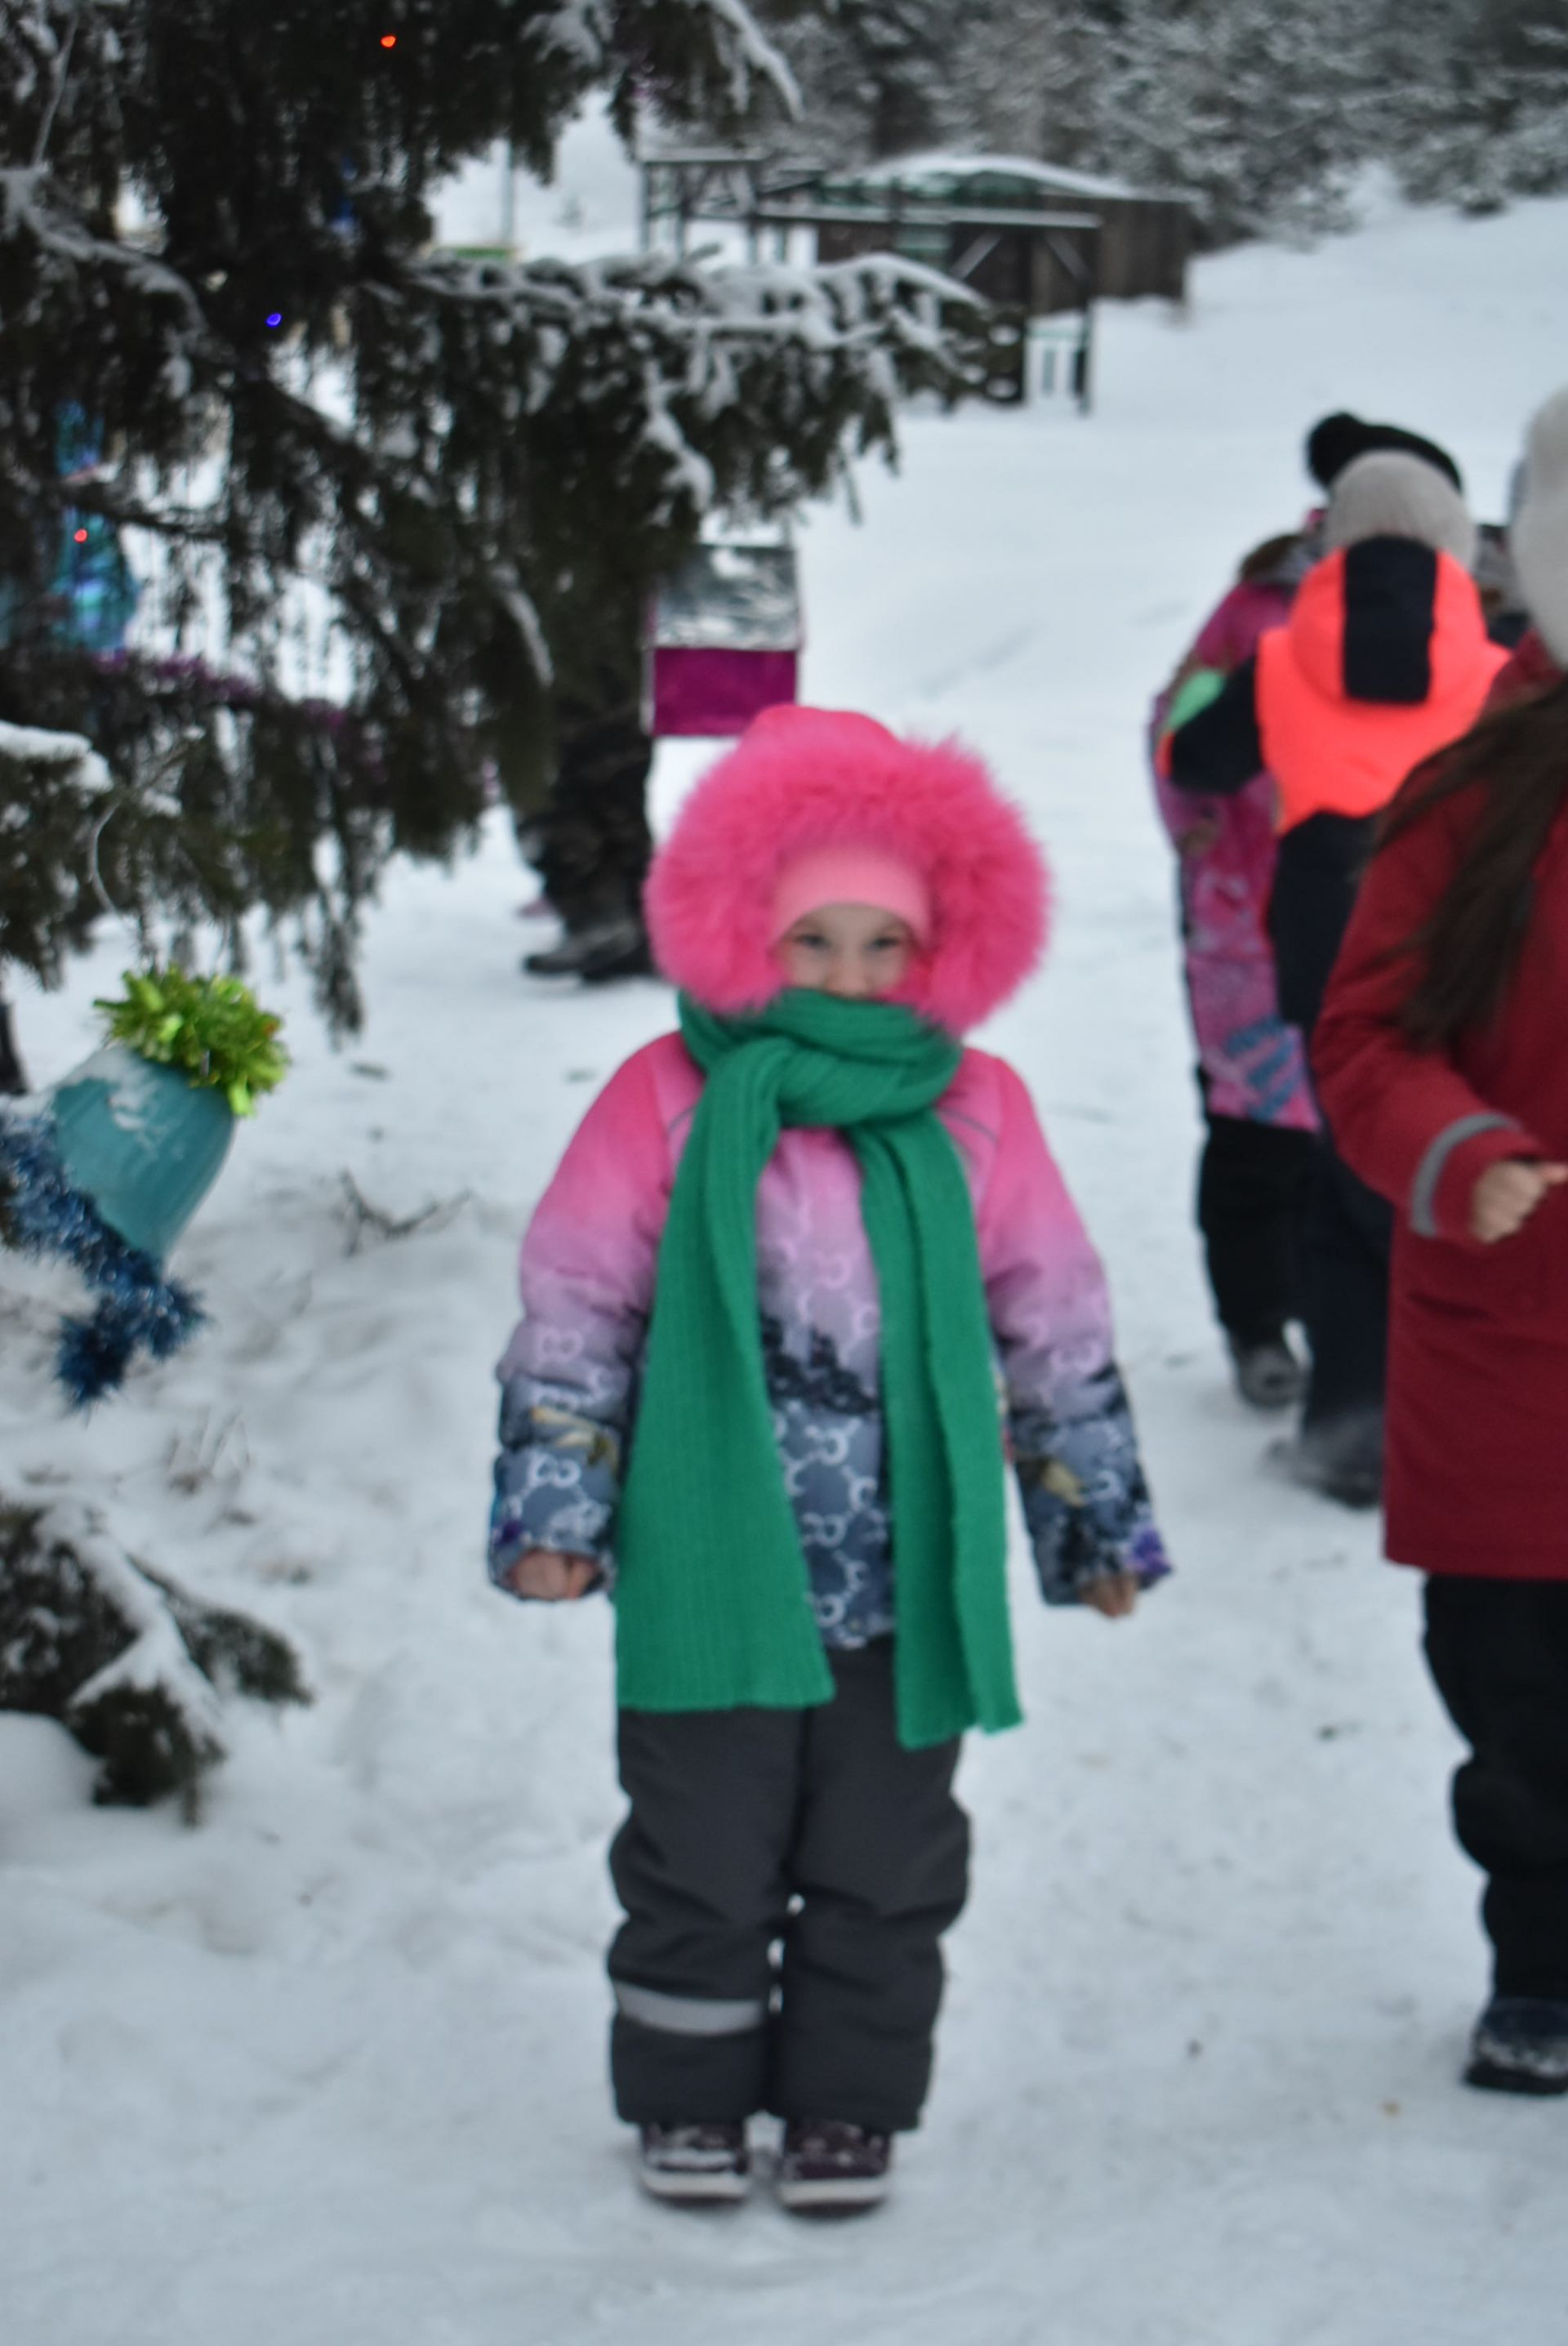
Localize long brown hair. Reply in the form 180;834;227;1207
1378;671;1568;1048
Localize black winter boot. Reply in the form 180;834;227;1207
1227;1329;1307;1412
1466;1997;1568;2095
1270;1407;1383;1508
523;912;651;982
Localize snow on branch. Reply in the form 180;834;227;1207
0;1497;309;1814
0;716;110;787
675;0;802;118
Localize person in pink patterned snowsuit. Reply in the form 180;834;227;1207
1151;529;1321;1408
488;704;1169;2213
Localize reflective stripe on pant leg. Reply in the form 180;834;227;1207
613;1982;768;2036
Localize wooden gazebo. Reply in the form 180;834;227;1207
638;149;1192;410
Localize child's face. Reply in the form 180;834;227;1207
778;903;916;998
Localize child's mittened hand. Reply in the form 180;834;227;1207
506;1548;599;1600
1469;1158;1568;1244
1078;1572;1139;1619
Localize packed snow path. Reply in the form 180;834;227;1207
5;191;1568;2344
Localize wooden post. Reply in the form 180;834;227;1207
1077;224;1100;416
500;141;516;253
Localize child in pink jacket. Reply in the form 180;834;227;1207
488;705;1169;2212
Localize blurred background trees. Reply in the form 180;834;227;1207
748;0;1568;240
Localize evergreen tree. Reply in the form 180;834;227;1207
0;1;975;1036
1388;0;1568;212
746;0;1385;239
746;0;1567;241
751;1;964;159
1032;0;1379;244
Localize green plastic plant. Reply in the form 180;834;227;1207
94;967;288;1117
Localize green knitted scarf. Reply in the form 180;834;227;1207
613;988;1021;1751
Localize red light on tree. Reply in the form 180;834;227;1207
74;528;89;542
380;33;396;47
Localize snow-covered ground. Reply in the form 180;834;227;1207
6;188;1568;2344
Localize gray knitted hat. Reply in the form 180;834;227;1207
1323;452;1477;572
1511;386;1568;665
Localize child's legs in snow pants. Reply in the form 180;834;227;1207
608;1642;969;2133
1300;1135;1392;1434
1196;1108;1315;1344
1423;1577;1568;2000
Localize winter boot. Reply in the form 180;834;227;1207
637;2121;751;2203
577;917;653;983
1269;1409;1383;1509
523;912;650;982
775;2120;893;2214
1227;1329;1307;1412
1465;1996;1568;2095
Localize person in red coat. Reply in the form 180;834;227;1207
1312;385;1568;2095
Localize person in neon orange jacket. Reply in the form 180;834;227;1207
1166;453;1505;1505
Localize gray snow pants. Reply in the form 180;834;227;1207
608;1641;969;2133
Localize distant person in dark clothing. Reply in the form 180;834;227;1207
0;997;24;1095
519;598;656;985
521;668;655;983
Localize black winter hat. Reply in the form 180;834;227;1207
1305;411;1463;495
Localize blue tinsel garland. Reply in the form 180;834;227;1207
0;1108;206;1406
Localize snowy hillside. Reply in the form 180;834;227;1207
5;190;1568;2344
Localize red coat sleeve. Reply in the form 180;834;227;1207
1312;795;1544;1249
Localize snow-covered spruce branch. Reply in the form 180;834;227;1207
586;0;800;131
0;164;216;358
0;1497;310;1813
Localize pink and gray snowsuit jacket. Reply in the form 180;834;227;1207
1150;532;1320;1131
489;707;1169;1645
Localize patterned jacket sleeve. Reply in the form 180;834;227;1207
978;1061;1173;1603
488;1046;672;1591
1166;654;1265;797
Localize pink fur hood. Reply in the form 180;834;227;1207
644;705;1050;1035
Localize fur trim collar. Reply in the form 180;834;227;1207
644;706;1049;1035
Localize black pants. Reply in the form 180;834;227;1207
0;995;24;1095
1424;1577;1568;2000
528;694;653;933
1265;814;1391;1434
608;1642;969;2133
1196;1109;1316;1344
1300;1134;1392;1434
